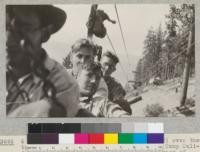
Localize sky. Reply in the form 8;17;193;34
43;4;171;86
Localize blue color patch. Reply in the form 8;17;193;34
147;133;164;144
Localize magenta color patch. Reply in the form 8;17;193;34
75;133;89;144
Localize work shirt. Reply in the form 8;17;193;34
104;76;126;101
7;56;80;117
79;95;130;117
104;76;132;114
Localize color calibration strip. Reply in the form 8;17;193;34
27;123;164;144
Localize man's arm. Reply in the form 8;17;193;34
99;10;116;24
47;58;81;117
7;99;51;117
105;102;131;117
106;17;116;24
76;109;95;117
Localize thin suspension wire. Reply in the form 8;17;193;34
106;33;129;82
114;4;132;72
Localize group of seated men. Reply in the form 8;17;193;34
67;38;132;117
6;5;132;117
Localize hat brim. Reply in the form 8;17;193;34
6;5;67;34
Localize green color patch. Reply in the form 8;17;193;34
118;133;133;144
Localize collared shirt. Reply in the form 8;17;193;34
104;76;132;114
104;76;126;101
79;95;130;117
7;56;80;117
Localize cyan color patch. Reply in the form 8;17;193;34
133;133;147;144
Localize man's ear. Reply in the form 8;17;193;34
41;24;53;43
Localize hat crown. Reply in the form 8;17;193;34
7;5;67;34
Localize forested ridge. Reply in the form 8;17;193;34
135;4;195;85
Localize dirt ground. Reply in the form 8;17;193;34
130;77;195;117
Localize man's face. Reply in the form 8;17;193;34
100;56;116;77
77;69;101;97
6;8;43;72
71;47;94;75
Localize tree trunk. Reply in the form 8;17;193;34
165;64;168;80
180;28;194;106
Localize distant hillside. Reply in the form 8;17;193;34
112;54;140;86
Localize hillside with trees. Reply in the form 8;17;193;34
135;4;195;85
131;4;195;117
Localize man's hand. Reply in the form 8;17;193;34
8;100;51;117
76;109;95;117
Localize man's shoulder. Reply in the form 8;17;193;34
97;10;108;18
104;76;125;96
44;57;78;89
45;57;72;77
104;76;121;86
43;57;80;117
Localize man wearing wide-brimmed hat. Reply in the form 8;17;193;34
6;5;92;117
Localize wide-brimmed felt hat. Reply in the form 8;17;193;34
6;5;67;34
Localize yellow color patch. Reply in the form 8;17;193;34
104;133;118;144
